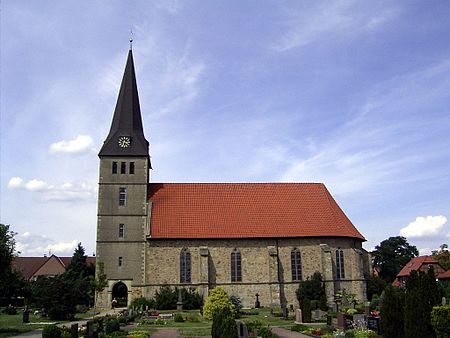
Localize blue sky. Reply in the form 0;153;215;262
1;1;449;257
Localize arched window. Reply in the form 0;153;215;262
336;249;345;279
180;249;191;283
231;250;242;282
291;249;302;281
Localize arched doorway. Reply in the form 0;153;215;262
112;282;128;307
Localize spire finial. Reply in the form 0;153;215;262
129;29;133;50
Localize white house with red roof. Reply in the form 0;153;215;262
95;48;371;309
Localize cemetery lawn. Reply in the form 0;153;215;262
0;310;96;338
0;312;55;338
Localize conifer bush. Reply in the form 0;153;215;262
380;284;405;338
42;325;61;338
203;286;235;320
211;307;237;338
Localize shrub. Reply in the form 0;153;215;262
296;271;328;311
203;286;235;320
42;325;61;338
291;324;308;332
129;297;155;311
211;307;237;338
180;287;203;310
4;306;17;315
229;295;242;314
174;313;184;322
431;305;450;338
154;285;177;310
345;329;377;338
105;319;120;334
75;304;88;313
257;326;277;338
245;319;262;333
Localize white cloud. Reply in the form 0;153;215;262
7;177;96;201
25;179;48;191
400;216;447;238
272;2;398;52
17;235;78;256
49;134;94;154
418;247;432;255
8;177;24;189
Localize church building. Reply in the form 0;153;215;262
95;48;371;309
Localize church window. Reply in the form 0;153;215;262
118;256;123;267
112;161;118;174
119;224;124;238
336;249;345;279
130;162;135;174
231;251;242;282
121;162;126;174
291;249;302;281
119;188;126;206
180;249;191;283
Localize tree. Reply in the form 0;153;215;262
63;243;95;306
380;284;405;338
0;224;17;285
372;236;419;282
404;267;441;338
0;224;25;305
432;244;450;270
367;275;387;301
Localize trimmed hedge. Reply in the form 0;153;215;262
431;306;450;338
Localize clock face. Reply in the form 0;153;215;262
118;136;131;148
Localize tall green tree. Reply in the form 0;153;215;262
372;236;419;282
296;271;328;311
380;284;405;338
0;224;26;305
404;268;441;338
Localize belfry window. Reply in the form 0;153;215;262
336;249;345;279
112;162;118;174
231;250;242;282
121;162;126;174
119;224;124;238
118;256;123;267
291;249;302;281
130;162;135;174
180;249;191;283
119;188;126;206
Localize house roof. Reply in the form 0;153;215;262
396;255;441;277
148;183;365;240
12;255;96;280
439;269;450;280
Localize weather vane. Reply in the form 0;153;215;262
130;29;134;50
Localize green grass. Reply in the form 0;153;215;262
0;311;57;338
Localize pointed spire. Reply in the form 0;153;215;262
99;49;150;158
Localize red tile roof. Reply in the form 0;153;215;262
12;255;96;280
396;255;441;277
148;183;365;240
438;269;450;280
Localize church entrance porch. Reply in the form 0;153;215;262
112;282;128;307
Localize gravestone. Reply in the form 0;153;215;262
367;316;380;334
236;320;249;338
295;309;303;323
22;308;29;324
71;323;78;338
442;297;447;306
255;293;261;308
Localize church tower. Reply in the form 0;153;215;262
96;47;150;307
